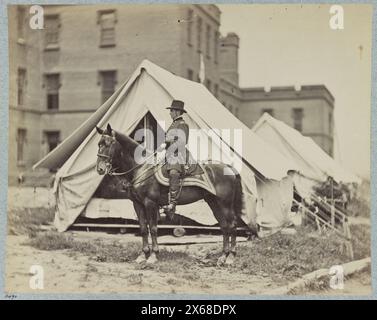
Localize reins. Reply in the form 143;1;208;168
105;149;166;187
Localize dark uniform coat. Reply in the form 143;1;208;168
165;116;189;174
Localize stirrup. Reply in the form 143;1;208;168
163;203;176;213
163;203;176;220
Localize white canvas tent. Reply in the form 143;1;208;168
34;60;298;233
252;113;361;198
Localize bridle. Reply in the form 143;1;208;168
97;135;165;186
96;134;122;176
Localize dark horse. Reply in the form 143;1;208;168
95;124;243;265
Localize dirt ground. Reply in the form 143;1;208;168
5;232;372;297
5;187;372;297
5;233;279;296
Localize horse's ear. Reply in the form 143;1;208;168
107;123;112;134
96;126;104;135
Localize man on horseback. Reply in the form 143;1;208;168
161;100;189;217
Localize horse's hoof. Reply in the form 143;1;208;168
135;253;147;264
146;252;158;265
225;253;235;265
216;254;227;267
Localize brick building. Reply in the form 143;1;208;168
217;32;334;156
8;4;334;184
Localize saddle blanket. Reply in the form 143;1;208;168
155;163;217;196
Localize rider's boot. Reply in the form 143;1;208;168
163;171;180;220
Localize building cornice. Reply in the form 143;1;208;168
239;95;335;107
194;4;221;26
239;85;335;107
10;105;97;115
41;109;97;114
9;105;42;115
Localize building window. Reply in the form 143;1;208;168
214;84;219;98
17;128;27;164
235;107;239;117
17;6;26;41
187;69;194;81
205;79;211;92
206;24;211;58
229;105;233;113
197;17;202;53
45;74;60;110
45;15;60;48
261;108;274;117
98;10;117;47
329;113;333;135
44;131;60;153
187;9;193;46
292;108;304;132
214;31;219;63
17;68;27;106
99;70;117;103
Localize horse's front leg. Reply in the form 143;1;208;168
145;198;159;265
133;202;149;263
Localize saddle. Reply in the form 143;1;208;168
155;162;217;196
161;161;204;178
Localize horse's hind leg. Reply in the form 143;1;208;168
225;217;237;265
218;228;230;266
205;196;230;266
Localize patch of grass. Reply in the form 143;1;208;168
27;232;75;250
7;207;55;236
350;224;371;260
27;231;141;263
347;197;370;218
156;250;197;273
166;278;182;286
181;272;200;282
347;181;370;218
200;226;359;282
23;221;371;286
288;278;329;295
127;273;143;285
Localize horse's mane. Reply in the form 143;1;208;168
113;130;140;152
103;129;154;165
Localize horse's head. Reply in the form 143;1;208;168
95;124;123;175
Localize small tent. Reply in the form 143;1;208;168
252;113;360;198
34;60;298;233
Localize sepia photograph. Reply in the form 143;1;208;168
2;1;373;298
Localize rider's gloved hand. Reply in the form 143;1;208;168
158;143;167;151
156;143;167;162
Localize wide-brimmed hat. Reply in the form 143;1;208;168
166;100;187;113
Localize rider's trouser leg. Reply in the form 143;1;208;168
166;169;180;215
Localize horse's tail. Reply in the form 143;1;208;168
233;172;244;220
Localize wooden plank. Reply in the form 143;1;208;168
312;195;348;220
292;199;351;241
72;223;250;232
331;202;335;227
263;257;371;295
